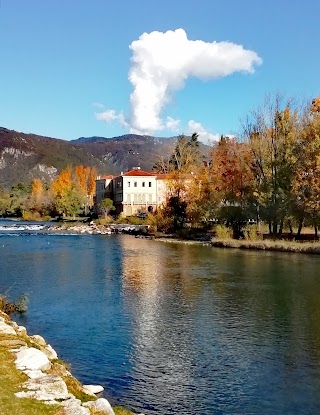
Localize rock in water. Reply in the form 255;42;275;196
83;384;104;394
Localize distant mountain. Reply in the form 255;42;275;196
0;127;116;189
0;127;210;189
71;134;177;173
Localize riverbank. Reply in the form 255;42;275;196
0;311;138;415
210;238;320;254
4;218;320;256
154;235;320;255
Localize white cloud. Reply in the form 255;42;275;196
188;120;220;144
95;109;128;128
165;116;180;132
128;29;261;134
96;28;262;135
92;102;105;109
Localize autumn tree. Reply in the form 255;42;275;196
23;178;53;219
75;165;87;194
291;98;320;237
169;133;202;172
74;165;97;214
183;165;219;227
154;133;202;174
209;136;254;236
51;166;85;218
74;165;97;197
243;94;299;236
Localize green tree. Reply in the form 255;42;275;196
98;197;115;218
0;187;10;216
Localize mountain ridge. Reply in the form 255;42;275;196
0;127;179;188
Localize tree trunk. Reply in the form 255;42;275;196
269;222;272;235
278;220;283;237
315;225;318;238
272;221;278;237
296;219;303;239
288;220;293;235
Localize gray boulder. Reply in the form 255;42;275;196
18;374;69;401
30;334;47;347
15;347;51;371
84;398;115;415
44;344;58;360
0;319;17;335
61;398;90;415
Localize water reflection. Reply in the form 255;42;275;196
1;234;320;414
118;237;320;414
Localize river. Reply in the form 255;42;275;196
1;223;320;414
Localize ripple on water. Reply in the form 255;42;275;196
1;234;320;414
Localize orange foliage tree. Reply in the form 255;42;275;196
209;136;254;235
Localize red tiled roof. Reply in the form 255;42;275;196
122;169;155;177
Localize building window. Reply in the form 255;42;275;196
117;181;122;188
142;194;146;202
134;182;137;187
149;182;152;187
142;182;145;187
128;181;131;187
127;194;131;203
149;194;152;203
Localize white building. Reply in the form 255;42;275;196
95;168;169;217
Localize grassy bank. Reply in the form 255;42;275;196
0;334;60;415
0;314;136;415
211;238;320;254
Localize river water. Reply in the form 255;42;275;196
1;224;320;414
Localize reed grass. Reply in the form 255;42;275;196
211;238;320;254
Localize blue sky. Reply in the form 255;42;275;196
0;0;319;142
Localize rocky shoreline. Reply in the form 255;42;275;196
0;311;142;415
49;222;150;236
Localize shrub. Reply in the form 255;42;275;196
116;215;146;225
152;207;174;233
243;225;262;241
0;293;29;315
95;216;114;225
22;210;42;221
215;224;233;239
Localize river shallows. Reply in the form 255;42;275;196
1;229;320;414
